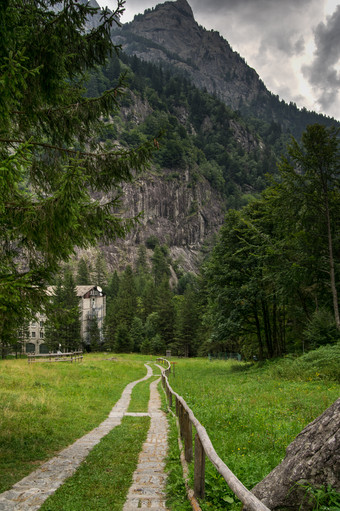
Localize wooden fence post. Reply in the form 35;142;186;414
194;433;205;499
183;409;193;463
168;387;172;408
179;402;184;439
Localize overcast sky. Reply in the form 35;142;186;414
98;0;340;120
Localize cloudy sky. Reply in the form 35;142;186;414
98;0;340;120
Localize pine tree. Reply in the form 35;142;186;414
0;0;154;347
85;314;101;352
114;323;133;353
130;316;145;352
76;258;91;285
45;271;81;352
105;271;120;301
277;124;340;329
94;252;108;288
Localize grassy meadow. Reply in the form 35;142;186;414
166;351;340;510
0;353;152;493
1;350;339;510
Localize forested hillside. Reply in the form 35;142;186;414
112;0;339;139
2;0;339;362
76;47;340;360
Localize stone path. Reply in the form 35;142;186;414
0;364;153;511
123;376;169;510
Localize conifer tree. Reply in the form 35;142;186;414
94;252;108;288
45;271;81;352
0;0;154;346
76;258;91;285
85;314;101;351
105;271;120;300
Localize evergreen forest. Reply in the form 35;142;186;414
1;0;340;363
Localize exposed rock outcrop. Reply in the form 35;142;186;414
246;398;340;510
100;168;225;272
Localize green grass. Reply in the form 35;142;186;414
127;374;159;413
158;382;192;511
166;357;340;510
39;416;150;511
0;354;150;492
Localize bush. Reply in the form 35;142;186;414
150;334;166;355
303;308;340;349
145;235;159;250
270;344;340;382
140;338;152;354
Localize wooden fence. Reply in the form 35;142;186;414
156;357;271;511
27;351;83;364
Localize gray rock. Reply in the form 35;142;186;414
246;398;340;510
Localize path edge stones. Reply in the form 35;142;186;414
0;364;153;511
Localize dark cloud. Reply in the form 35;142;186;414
303;5;340;112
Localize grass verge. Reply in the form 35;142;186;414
0;354;149;492
127;374;159;413
158;381;192;511
166;357;339;510
39;416;150;511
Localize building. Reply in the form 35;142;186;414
24;285;106;354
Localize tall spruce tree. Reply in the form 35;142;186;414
277;124;340;329
45;270;81;352
76;258;91;285
0;0;154;348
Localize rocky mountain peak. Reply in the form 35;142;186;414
171;0;194;18
114;0;264;112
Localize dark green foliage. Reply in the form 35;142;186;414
173;286;200;357
45;270;81;352
129;316;144;352
93;252;108;289
76;258;92;285
202;125;340;358
269;344;340;382
105;271;120;300
303;309;340;349
102;244;204;355
145;235;159;250
85;314;101;352
87;50;281;205
0;0;154;352
152;245;171;286
114;323;133;353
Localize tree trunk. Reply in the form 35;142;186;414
325;193;340;329
253;306;264;360
261;299;273;357
245;398;340;511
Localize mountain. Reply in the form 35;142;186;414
112;0;338;138
78;0;339;275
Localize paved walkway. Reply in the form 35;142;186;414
0;364;154;511
123;376;169;510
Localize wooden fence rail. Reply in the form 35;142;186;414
27;351;83;364
156;357;271;511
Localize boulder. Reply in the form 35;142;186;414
247;398;340;510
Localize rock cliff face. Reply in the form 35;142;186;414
101;168;225;272
113;0;267;112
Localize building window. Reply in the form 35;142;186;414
40;331;44;338
40;321;44;328
32;331;36;338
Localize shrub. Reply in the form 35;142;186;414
270;344;340;382
303;308;340;349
